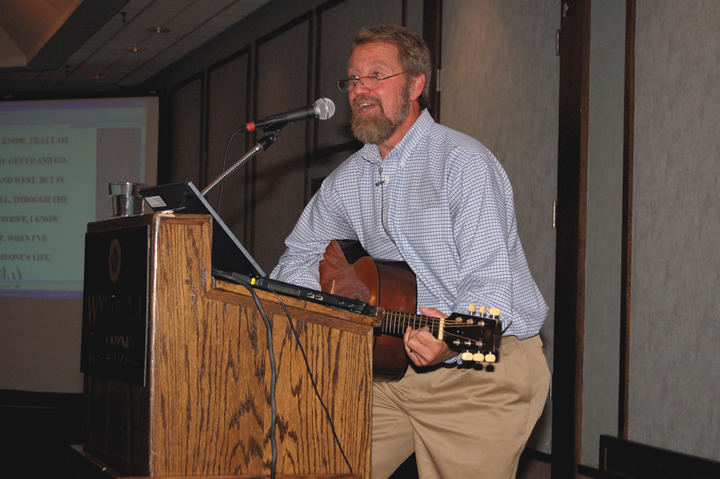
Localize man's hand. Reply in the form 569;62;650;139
403;307;457;366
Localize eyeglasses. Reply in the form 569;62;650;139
336;72;406;92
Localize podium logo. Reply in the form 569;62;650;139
109;238;122;282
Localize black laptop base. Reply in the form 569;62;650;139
212;269;369;314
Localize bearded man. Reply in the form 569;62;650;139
271;24;551;479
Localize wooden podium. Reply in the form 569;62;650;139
76;214;375;479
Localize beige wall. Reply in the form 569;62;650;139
630;0;720;460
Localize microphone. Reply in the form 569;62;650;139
241;98;335;132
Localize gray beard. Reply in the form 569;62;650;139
351;92;410;145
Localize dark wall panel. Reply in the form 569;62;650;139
169;77;203;186
206;53;251;245
253;19;311;272
316;0;403;151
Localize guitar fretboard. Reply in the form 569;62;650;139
380;311;435;337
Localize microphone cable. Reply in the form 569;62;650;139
234;279;278;478
271;291;354;474
214;126;244;214
229;278;353;476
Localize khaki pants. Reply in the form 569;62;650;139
371;335;551;479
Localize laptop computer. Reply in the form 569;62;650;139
139;181;368;314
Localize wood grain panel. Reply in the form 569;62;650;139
82;214;373;478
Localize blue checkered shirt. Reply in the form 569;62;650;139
271;110;547;339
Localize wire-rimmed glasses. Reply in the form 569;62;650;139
336;72;406;92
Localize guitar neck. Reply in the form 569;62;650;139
379;310;436;338
375;307;503;361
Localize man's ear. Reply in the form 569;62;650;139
409;72;426;101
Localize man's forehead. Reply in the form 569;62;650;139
347;42;400;70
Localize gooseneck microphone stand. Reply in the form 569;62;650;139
200;128;280;196
201;98;334;197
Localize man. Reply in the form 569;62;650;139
271;25;551;479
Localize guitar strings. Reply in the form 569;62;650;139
380;312;501;345
381;318;499;327
380;312;501;328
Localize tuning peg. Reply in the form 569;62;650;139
488;307;500;318
479;305;487;317
473;352;485;362
484;352;496;363
468;304;477;315
461;351;474;362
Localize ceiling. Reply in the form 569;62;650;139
0;0;270;91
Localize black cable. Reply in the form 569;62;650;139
217;273;354;474
234;280;278;479
271;292;354;474
215;126;244;213
501;318;513;336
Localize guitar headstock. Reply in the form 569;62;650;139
440;306;503;363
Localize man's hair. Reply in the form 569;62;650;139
351;25;432;111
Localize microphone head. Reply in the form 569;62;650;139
313;98;335;120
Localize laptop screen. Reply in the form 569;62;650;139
139;181;266;278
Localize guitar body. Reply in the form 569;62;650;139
319;240;417;381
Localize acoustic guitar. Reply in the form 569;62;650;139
318;240;502;381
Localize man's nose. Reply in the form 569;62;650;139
354;78;373;93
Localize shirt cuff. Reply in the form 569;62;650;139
443;353;463;365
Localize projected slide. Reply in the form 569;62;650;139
0;97;158;298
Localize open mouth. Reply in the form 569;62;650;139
354;96;380;115
358;102;375;113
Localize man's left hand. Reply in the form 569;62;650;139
404;307;457;366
